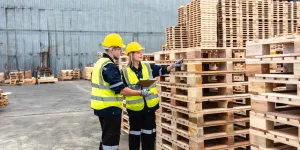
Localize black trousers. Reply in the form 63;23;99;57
129;111;156;150
99;115;121;150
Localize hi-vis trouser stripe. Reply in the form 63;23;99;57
102;145;119;150
130;129;156;135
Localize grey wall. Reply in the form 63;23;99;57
0;0;190;76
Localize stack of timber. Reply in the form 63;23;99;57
0;89;9;108
38;76;58;84
58;70;74;81
217;0;243;48
176;0;300;48
0;72;4;83
84;67;93;80
188;0;218;48
72;69;81;80
9;71;24;85
155;47;251;150
118;53;156;134
246;35;300;149
166;26;188;50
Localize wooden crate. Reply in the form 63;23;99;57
38;76;58;84
84;67;93;80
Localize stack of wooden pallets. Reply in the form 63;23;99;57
59;70;74;81
178;5;188;27
0;89;9;108
217;0;242;48
72;69;81;80
84;67;93;80
9;71;24;85
246;35;300;149
239;0;255;47
155;47;251;150
118;53;156;134
166;26;188;50
189;0;218;48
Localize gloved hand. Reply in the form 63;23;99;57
172;58;184;67
141;89;152;97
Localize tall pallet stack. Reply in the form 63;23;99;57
240;0;255;47
155;48;251;150
246;36;300;149
188;0;218;47
118;54;155;134
217;0;242;47
166;26;188;50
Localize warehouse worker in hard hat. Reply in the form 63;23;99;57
121;42;183;150
91;34;153;150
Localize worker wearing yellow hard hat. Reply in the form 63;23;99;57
121;42;183;150
91;34;153;150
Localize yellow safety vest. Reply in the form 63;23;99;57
122;62;159;111
90;57;123;110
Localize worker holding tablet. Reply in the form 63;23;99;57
121;42;183;150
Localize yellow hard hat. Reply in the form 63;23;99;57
102;33;125;48
125;42;145;56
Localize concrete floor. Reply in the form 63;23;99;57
0;81;129;150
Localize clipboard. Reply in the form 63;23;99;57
136;79;156;87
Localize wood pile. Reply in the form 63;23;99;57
0;89;9;108
166;26;188;50
9;71;24;84
246;35;300;149
0;72;4;83
59;70;74;81
38;76;58;84
171;0;300;49
84;67;93;80
155;48;250;150
72;69;81;80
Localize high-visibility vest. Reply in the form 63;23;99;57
122;62;159;111
90;57;123;110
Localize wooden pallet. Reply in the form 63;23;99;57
84;67;93;80
0;89;10;108
38;76;58;84
154;47;245;61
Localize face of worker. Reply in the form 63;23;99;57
133;50;143;62
111;47;122;59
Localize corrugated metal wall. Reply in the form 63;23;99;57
0;0;190;76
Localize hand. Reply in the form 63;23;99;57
141;89;152;97
172;58;184;67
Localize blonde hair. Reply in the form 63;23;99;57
127;53;133;67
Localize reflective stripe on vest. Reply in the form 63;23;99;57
126;94;158;104
91;96;123;102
